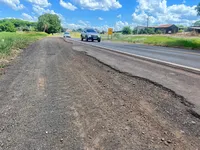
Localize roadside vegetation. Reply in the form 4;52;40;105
0;32;47;67
101;33;200;50
70;32;81;38
0;13;62;68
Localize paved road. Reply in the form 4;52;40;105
71;38;200;70
1;37;200;149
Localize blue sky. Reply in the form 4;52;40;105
0;0;199;30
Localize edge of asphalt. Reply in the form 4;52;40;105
63;38;200;119
67;38;200;75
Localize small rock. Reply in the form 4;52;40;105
167;140;172;144
191;121;196;124
180;130;185;134
164;141;169;146
161;138;165;141
164;131;167;135
45;131;48;134
0;143;4;147
60;138;63;142
142;132;145;134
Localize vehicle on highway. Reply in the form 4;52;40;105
63;32;71;38
81;28;101;42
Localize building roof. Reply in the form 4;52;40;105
156;24;174;28
189;26;200;30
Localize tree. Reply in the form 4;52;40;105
37;13;61;34
122;26;132;34
156;30;162;34
196;3;200;16
132;29;137;34
194;20;200;26
0;21;16;32
146;28;155;34
77;28;83;32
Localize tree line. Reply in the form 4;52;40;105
0;14;61;34
121;26;163;35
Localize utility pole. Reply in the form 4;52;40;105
147;14;150;28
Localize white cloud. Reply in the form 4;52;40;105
0;0;24;10
98;17;103;20
26;0;51;7
132;0;197;26
32;5;66;25
65;22;109;32
73;0;122;11
114;21;129;31
117;14;122;18
78;20;90;26
22;13;37;22
65;20;131;32
60;0;77;11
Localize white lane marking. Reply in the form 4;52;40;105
72;38;200;56
66;38;200;74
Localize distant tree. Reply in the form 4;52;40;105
156;30;162;34
100;30;105;34
146;28;155;34
0;19;37;31
61;27;67;32
195;3;200;16
193;20;200;26
132;29;137;34
37;13;61;34
122;26;132;34
0;21;16;32
138;29;148;34
177;25;185;28
77;28;83;32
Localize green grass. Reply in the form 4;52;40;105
0;32;47;57
102;34;200;50
70;32;81;38
0;32;48;66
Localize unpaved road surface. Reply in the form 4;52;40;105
0;37;200;150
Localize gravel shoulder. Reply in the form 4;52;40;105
0;37;200;150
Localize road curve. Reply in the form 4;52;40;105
71;38;200;70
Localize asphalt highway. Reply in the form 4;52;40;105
71;38;200;70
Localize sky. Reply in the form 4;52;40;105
0;0;199;31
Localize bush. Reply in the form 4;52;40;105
156;30;162;34
178;30;184;33
113;33;121;38
122;26;132;35
132;29;137;34
146;28;155;34
0;22;16;32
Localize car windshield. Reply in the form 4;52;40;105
65;32;69;34
86;29;96;33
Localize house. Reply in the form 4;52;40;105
189;26;200;33
155;24;178;34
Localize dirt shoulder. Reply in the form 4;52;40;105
0;37;200;149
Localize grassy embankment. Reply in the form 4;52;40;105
0;32;47;67
102;34;200;50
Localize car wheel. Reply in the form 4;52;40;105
81;37;83;41
98;39;101;42
86;37;89;42
92;39;94;42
